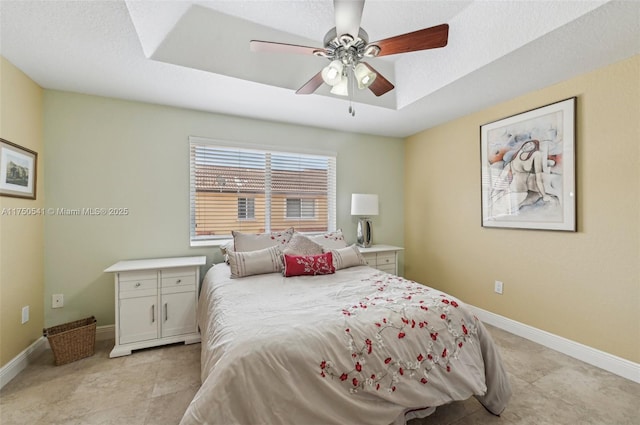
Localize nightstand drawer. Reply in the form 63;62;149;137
161;284;196;295
118;270;157;282
376;253;396;266
357;245;403;276
119;279;157;298
161;273;196;289
377;264;396;274
361;253;376;266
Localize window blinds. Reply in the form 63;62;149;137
190;139;336;244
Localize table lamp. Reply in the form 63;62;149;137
351;193;379;248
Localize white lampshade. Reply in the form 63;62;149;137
330;75;349;96
354;63;377;89
321;60;344;86
351;194;379;216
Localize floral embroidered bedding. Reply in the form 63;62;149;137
180;264;511;425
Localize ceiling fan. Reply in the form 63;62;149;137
250;0;449;115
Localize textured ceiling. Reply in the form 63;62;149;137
1;0;638;137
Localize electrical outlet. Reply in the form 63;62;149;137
494;280;504;295
52;294;64;308
22;306;29;324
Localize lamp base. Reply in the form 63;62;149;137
356;217;373;248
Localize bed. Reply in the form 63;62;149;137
179;245;511;425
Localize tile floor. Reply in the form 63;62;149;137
0;326;638;424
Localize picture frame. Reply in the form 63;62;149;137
0;138;38;200
480;97;576;231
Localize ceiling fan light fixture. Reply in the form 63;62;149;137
321;60;344;86
330;76;349;96
354;63;377;89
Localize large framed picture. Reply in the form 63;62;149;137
480;97;576;231
0;138;38;200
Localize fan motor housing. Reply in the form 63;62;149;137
322;27;371;64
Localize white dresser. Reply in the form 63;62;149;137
357;245;404;275
105;256;207;358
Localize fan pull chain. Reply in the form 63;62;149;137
348;66;355;117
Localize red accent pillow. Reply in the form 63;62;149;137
283;252;335;277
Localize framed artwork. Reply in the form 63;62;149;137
480;97;576;231
0;138;38;199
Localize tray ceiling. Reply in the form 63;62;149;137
1;1;638;137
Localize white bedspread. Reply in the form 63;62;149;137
180;264;511;425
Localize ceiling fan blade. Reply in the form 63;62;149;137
362;63;394;97
334;0;365;39
296;71;325;95
368;23;449;57
250;40;326;56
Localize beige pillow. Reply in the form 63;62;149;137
220;240;234;255
283;233;324;256
332;244;367;270
232;227;294;252
308;229;348;250
227;246;283;279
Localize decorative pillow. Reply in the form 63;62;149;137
283;252;335;277
232;227;294;252
219;240;235;264
282;233;324;256
227;246;283;279
332;244;367;270
308;229;348;250
219;240;234;255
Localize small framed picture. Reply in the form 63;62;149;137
480;97;576;231
0;138;38;200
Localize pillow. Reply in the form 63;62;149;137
219;240;234;256
227;246;283;279
282;233;324;256
219;240;235;264
232;227;294;252
332;244;367;270
308;229;348;250
283;252;335;277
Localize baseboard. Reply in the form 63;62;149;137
96;324;115;341
0;336;48;389
0;324;115;390
470;305;640;384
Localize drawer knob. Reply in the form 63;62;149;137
135;282;141;288
176;279;182;284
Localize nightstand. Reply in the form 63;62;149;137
357;245;404;275
105;256;206;358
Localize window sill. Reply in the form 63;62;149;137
190;239;231;248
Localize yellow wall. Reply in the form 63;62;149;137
404;55;640;363
0;57;44;367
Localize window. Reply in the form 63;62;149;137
237;198;255;220
286;198;316;219
189;137;336;245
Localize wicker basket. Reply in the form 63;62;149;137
43;316;97;366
